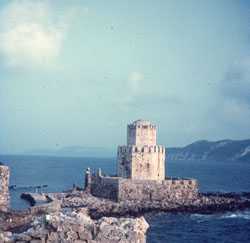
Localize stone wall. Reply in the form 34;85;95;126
0;164;9;212
86;172;198;202
118;178;198;201
131;146;165;181
29;199;61;214
90;174;119;200
117;145;165;181
127;120;156;147
117;146;133;178
118;120;165;181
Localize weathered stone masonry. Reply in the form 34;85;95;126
87;173;119;200
118;120;165;181
0;164;10;212
86;171;198;202
85;120;198;202
118;177;198;201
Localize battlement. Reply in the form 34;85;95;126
128;123;156;130
85;168;198;202
84;119;198;203
118;145;165;154
100;174;197;186
127;120;157;147
118;120;166;181
162;177;197;186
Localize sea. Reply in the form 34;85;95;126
0;154;250;242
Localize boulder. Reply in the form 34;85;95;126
6;209;149;243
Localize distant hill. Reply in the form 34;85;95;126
24;139;250;162
165;139;250;162
24;146;116;158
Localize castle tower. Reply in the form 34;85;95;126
117;120;165;181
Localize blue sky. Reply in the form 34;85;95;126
0;0;250;154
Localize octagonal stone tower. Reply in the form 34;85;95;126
117;120;165;182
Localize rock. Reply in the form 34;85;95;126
4;210;148;243
15;233;32;241
0;231;13;242
29;229;48;239
65;230;79;241
47;231;59;241
99;224;114;236
45;215;51;221
30;240;45;243
89;224;98;237
2;190;250;242
95;216;149;243
75;212;92;225
20;193;36;206
78;230;92;240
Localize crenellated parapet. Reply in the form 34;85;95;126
162;177;198;186
84;168;198;202
127;123;157;129
84;119;198;203
127;120;157;147
118;145;165;154
118;120;165;181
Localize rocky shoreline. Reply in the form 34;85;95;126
0;209;149;242
60;191;250;219
0;190;250;242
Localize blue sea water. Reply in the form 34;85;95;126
0;154;250;242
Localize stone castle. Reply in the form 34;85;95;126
117;120;165;181
85;120;198;202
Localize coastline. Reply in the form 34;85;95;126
0;190;250;242
60;190;250;219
